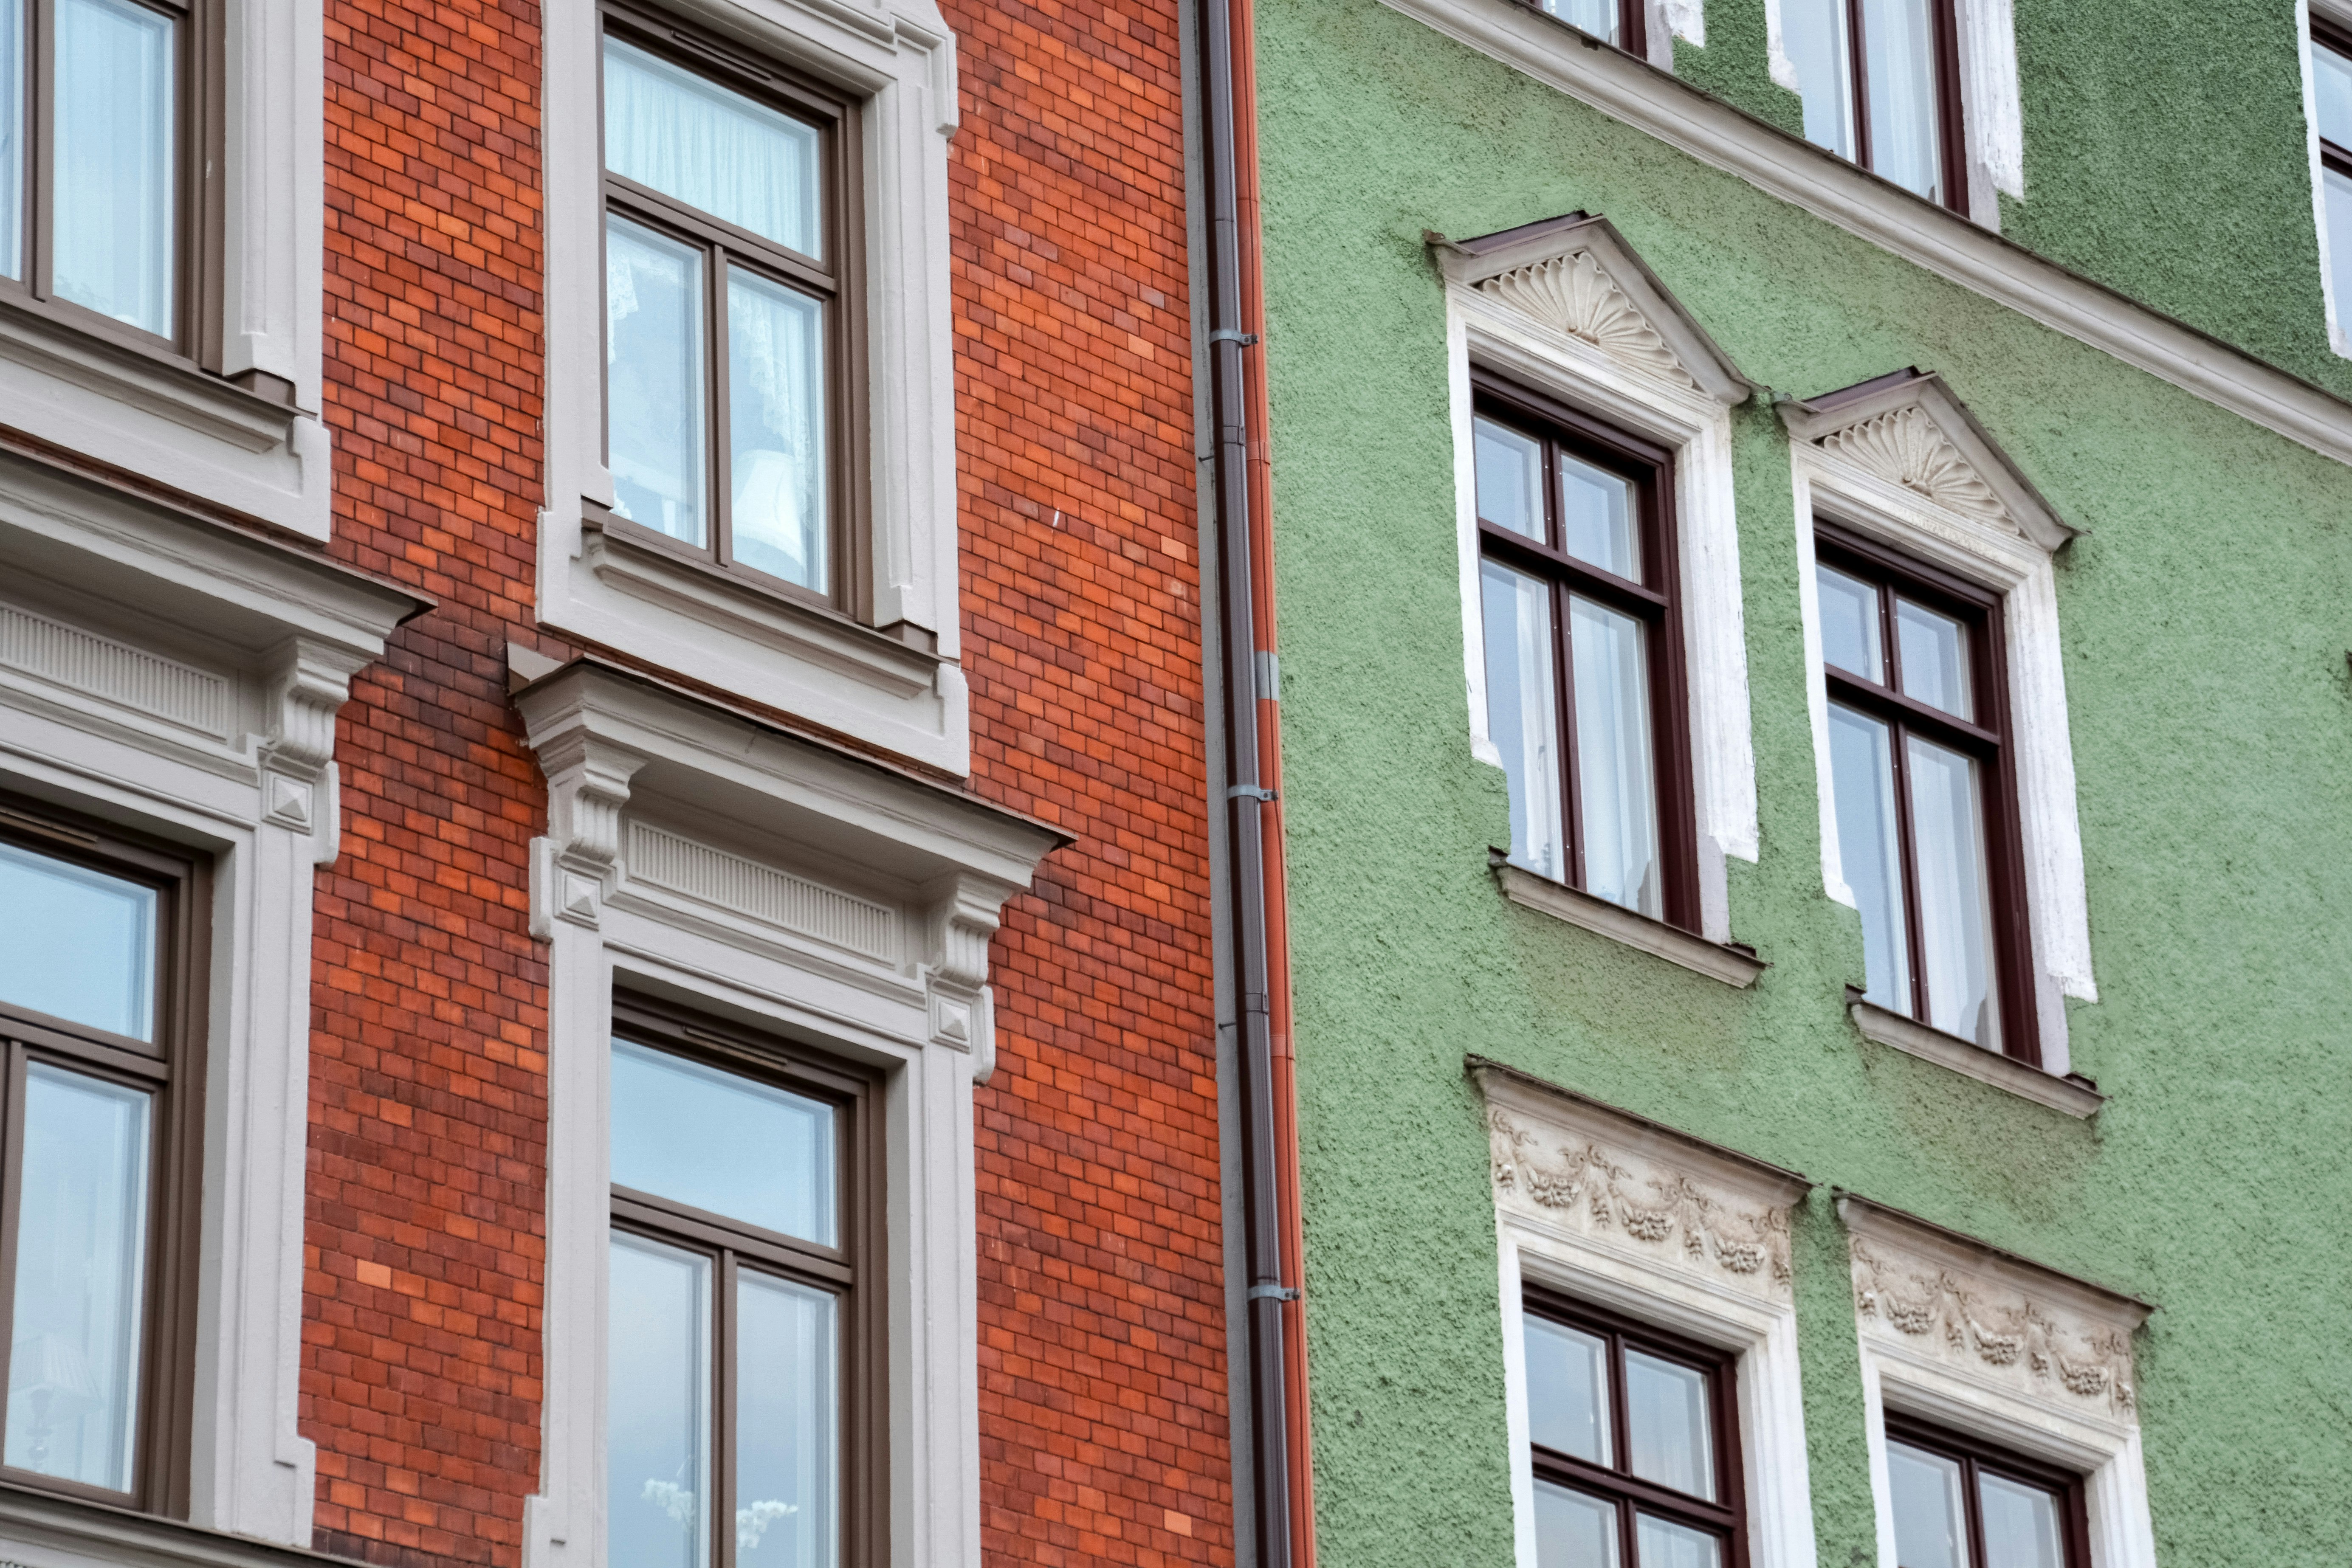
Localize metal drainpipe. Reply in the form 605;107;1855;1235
1196;0;1302;1554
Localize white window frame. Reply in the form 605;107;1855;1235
2299;0;2352;360
1438;214;1760;952
1782;372;2095;1073
0;0;330;537
513;656;1060;1568
1475;1060;1816;1568
1840;1194;2156;1568
0;448;419;1545
539;0;968;771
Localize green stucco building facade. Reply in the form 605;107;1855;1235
1244;0;2352;1562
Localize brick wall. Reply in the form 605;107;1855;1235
946;0;1234;1557
305;0;553;1556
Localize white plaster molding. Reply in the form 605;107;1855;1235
1493;855;1767;987
1839;1195;2157;1568
540;0;970;771
2298;0;2352;361
1786;377;2095;1069
1849;996;2103;1117
1952;0;2024;207
1444;238;1759;942
0;448;420;1551
516;656;1062;1568
1475;1061;1816;1568
1379;0;2352;467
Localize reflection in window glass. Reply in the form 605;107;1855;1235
1569;596;1659;918
1483;560;1565;882
1978;1470;2066;1568
1624;1350;1713;1501
1539;0;1620;45
1905;735;1998;1047
1861;0;1943;201
2325;167;2352;334
1895;599;1971;719
53;0;175;336
0;0;21;281
728;268;828;592
1475;417;1545;540
2316;39;2352;148
1827;705;1910;1011
1534;1480;1621;1568
0;841;156;1041
1781;0;1856;158
604;37;821;258
1636;1514;1722;1568
1887;1441;1967;1568
606;214;709;545
1557;453;1638;580
4;1067;151;1492
1815;564;1884;683
737;1272;840;1567
609;1233;713;1568
610;1040;838;1244
1524;1316;1610;1464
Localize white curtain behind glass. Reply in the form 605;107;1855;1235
1780;0;1856;158
1861;0;1942;200
728;270;827;592
604;37;819;258
1569;597;1660;917
1482;562;1565;881
0;0;23;281
53;0;174;336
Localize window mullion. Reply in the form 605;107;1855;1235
708;240;731;567
1553;574;1584;893
30;0;53;300
1961;1455;1991;1568
716;1247;737;1568
1846;0;1872;172
0;1040;27;1428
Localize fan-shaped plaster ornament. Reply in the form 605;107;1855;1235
1817;407;2011;528
1477;250;1700;390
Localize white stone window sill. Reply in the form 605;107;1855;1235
1847;993;2104;1118
1490;851;1767;988
0;298;299;453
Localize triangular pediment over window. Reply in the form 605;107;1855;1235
1779;369;2077;553
1430;212;1755;406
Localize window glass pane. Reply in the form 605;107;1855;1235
2325;168;2352;328
0;0;21;281
604;37;821;258
1887;1441;1967;1568
609;1233;713;1568
1895;599;1971;719
1815;564;1884;683
1540;0;1619;44
1523;1315;1610;1464
2316;39;2352;149
1535;1480;1622;1568
4;1066;150;1492
737;1272;839;1568
1827;704;1911;1012
607;214;710;546
1904;735;1999;1047
1978;1471;2066;1568
0;841;156;1041
53;0;175;336
1861;0;1943;200
610;1040;838;1244
1781;0;1856;158
728;268;828;593
1635;1514;1723;1568
1558;453;1639;580
1482;560;1566;881
1569;597;1660;918
1624;1350;1714;1500
1475;418;1545;540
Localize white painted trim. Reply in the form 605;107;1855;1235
1377;0;2352;467
1445;273;1759;943
0;0;330;537
0;454;418;1548
514;660;1060;1568
2297;0;2352;361
540;0;970;771
1787;411;2095;1071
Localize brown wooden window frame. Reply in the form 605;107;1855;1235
1840;0;1970;216
594;0;871;619
2314;16;2352;186
607;995;887;1568
0;0;226;366
1538;0;1645;57
0;793;207;1519
1814;520;2039;1065
1882;1414;2091;1568
1474;369;1703;934
1522;1286;1750;1568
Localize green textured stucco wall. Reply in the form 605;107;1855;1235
1251;0;2352;1559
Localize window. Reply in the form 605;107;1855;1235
1778;0;1964;209
606;1002;877;1568
0;0;208;349
0;799;201;1513
1537;0;1644;53
1520;1289;1746;1568
600;6;861;605
1812;523;2036;1061
1884;1419;2088;1568
2312;15;2352;328
1475;372;1699;930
